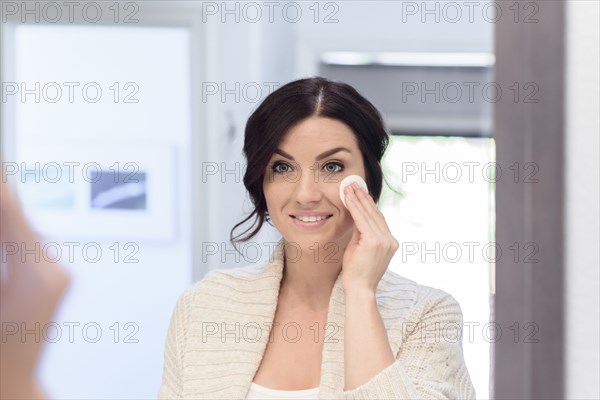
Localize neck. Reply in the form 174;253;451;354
279;239;348;311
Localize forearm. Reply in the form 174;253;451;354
343;287;395;391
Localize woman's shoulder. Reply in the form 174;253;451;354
174;261;282;316
377;269;464;320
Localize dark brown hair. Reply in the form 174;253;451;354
230;77;389;245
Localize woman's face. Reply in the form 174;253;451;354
263;116;367;254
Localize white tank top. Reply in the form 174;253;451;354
245;382;320;399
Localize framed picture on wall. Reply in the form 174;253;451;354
14;142;177;242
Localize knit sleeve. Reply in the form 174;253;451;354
341;291;476;400
157;289;190;399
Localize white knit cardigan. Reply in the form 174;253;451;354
158;239;476;399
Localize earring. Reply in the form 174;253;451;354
265;212;274;227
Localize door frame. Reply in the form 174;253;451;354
493;1;565;398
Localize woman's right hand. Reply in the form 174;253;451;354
0;175;70;399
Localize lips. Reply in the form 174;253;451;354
290;214;333;222
289;214;333;228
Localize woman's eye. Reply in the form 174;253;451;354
323;161;344;174
272;162;291;174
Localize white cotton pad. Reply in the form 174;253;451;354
339;175;368;208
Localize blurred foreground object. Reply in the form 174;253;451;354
0;176;70;400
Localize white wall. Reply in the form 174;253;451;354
565;1;600;398
295;0;494;52
293;0;494;76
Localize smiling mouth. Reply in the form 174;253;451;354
290;215;333;223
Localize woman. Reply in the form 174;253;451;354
158;77;476;399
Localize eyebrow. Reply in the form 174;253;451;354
273;147;352;161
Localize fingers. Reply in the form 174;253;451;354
344;184;378;235
345;183;390;235
345;183;399;255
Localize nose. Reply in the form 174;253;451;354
293;167;323;205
